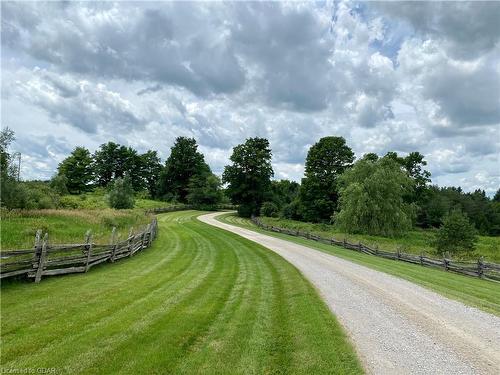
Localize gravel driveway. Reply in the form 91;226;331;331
199;212;500;375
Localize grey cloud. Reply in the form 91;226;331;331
423;61;500;127
231;2;332;111
15;70;145;134
3;2;245;97
374;2;500;59
137;84;162;96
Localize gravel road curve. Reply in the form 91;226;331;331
199;212;500;375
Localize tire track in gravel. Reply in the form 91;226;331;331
199;212;500;375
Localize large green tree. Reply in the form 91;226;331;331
186;172;222;209
158;137;209;202
93;142;162;195
57;147;94;194
223;137;274;217
299;136;354;222
139;150;162;198
335;156;415;237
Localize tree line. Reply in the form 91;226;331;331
2;128;499;245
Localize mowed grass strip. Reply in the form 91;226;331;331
218;213;500;317
1;210;362;374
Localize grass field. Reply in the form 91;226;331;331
217;213;500;316
256;217;500;263
1;211;362;374
1;209;154;249
59;190;173;210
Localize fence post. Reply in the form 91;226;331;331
443;254;449;271
109;227;117;262
33;229;42;265
343;238;347;248
397;247;401;260
420;253;424;266
34;233;48;283
148;223;153;247
477;256;484;278
141;225;149;250
358;242;362;252
85;230;93;272
374;245;378;255
128;227;134;257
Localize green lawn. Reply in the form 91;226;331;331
256;216;500;263
217;213;500;316
1;209;154;249
1;211;362;374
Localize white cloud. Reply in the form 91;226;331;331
1;1;499;195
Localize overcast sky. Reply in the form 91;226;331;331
1;1;499;195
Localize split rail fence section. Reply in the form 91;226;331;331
251;217;500;282
1;218;158;283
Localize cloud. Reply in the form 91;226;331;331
372;1;500;59
2;1;499;195
11;69;145;134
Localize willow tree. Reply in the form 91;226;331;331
335;156;415;237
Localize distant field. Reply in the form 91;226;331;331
257;217;500;263
59;191;172;210
1;211;362;374
217;213;500;316
1;209;153;249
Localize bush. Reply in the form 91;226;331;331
50;174;69;195
434;209;478;255
108;177;135;209
260;201;279;217
281;200;302;220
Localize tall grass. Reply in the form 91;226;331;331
1;209;153;249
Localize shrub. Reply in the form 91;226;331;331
108;177;135;209
50;174;69;195
434;209;478;255
260;201;279;217
281;200;302;220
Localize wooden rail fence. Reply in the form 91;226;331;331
1;218;158;283
251;217;500;282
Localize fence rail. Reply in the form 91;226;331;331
251;217;500;282
1;218;158;283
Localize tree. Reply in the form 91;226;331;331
434;209;478;255
140;150;162;198
57;147;94;194
50;174;69;195
299;136;354;222
260;201;279;217
158;137;209;202
93;142;163;194
223;137;274;217
269;179;300;210
108;177;135;209
335;156;415;237
0;127;25;208
494;188;500;203
186;172;222;209
93;142;121;187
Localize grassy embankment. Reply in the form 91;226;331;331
1;190;179;249
217;213;500;316
1;211;362;374
1;209;154;249
257;217;500;262
58;190;172;210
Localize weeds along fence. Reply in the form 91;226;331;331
251;217;500;282
1;218;158;283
